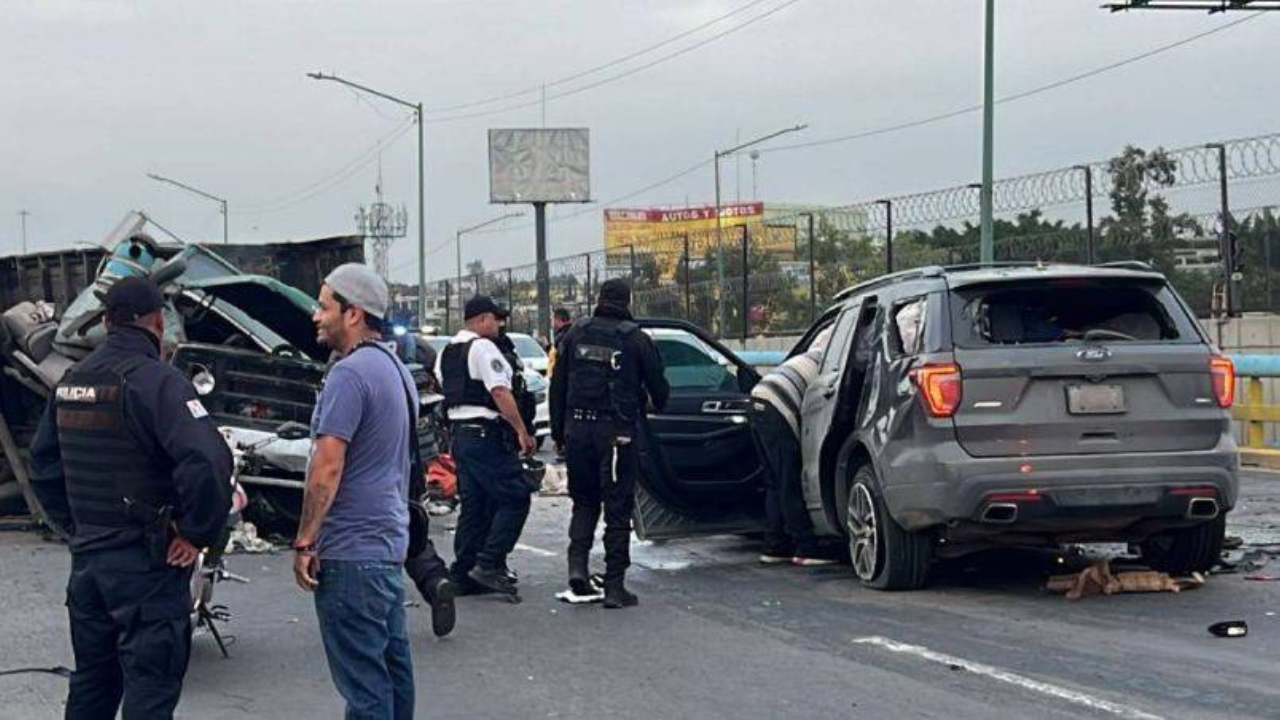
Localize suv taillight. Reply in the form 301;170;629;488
1210;356;1235;408
910;363;963;418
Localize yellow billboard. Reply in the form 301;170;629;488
603;202;797;274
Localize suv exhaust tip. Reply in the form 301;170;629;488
1186;497;1220;520
981;503;1019;524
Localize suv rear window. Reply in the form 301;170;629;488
950;280;1201;347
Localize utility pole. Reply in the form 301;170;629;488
714;123;806;337
17;210;30;254
146;174;228;244
308;72;426;328
980;0;996;264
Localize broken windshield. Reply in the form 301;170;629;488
950;280;1202;347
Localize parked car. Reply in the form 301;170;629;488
506;331;549;375
628;262;1239;590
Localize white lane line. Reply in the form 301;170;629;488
853;636;1164;720
515;543;558;557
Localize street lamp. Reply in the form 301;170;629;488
714;123;806;336
979;0;997;264
307;71;426;328
146;173;227;244
456;212;525;287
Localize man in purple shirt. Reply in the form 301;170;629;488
293;264;416;720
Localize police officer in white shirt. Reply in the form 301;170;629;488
436;296;535;598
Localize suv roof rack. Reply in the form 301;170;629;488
1095;260;1155;272
832;265;946;302
831;260;1161;304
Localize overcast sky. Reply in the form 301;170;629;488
3;0;1276;285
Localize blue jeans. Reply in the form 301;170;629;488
315;560;414;720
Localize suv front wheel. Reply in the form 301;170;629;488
847;464;932;590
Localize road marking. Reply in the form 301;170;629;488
852;636;1163;720
515;543;558;557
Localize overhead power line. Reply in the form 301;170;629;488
240;117;416;215
757;11;1265;155
426;0;808;124
429;0;778;114
460;11;1265;242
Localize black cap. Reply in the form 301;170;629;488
104;276;165;325
464;295;509;321
598;278;631;308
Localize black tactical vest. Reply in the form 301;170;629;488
54;354;169;532
495;334;537;430
567;317;641;419
441;339;499;411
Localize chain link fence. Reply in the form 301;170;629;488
424;131;1280;340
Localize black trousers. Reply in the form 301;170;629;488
450;422;531;575
404;534;449;596
565;418;639;581
64;544;192;720
751;402;816;550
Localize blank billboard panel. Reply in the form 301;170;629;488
489;128;590;204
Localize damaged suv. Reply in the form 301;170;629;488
624;263;1238;591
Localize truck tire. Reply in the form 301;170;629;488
1141;514;1226;575
847;464;932;591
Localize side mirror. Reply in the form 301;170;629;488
275;421;310;441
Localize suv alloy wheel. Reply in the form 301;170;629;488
847;464;933;590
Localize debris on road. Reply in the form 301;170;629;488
1208;620;1248;638
1047;560;1205;599
225;521;275;555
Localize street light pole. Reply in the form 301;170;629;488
713;123;806;337
146;174;228;244
17;210;30;255
979;0;997;264
307;72;426;328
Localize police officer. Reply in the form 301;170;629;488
437;295;535;599
550;279;668;608
28;275;233;719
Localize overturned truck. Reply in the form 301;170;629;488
0;228;423;535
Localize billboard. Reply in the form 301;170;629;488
604;202;765;253
488;128;590;204
603;202;800;278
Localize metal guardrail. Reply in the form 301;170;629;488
1231;355;1280;464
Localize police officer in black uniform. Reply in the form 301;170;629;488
437;296;536;599
28;276;233;719
550;279;669;608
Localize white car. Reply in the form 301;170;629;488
505;332;549;375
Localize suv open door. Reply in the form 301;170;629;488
632;319;767;540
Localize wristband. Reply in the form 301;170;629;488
293;541;317;553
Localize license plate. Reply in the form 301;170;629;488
1066;384;1125;415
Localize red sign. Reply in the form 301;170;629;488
604;202;764;224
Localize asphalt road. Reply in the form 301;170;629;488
1;473;1278;720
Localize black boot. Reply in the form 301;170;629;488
603;577;638;609
421;576;457;638
468;566;518;596
567;504;600;595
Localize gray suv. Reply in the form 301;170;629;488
625;263;1239;591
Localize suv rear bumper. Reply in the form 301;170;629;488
882;435;1239;538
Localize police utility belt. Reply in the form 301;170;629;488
452;415;509;436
